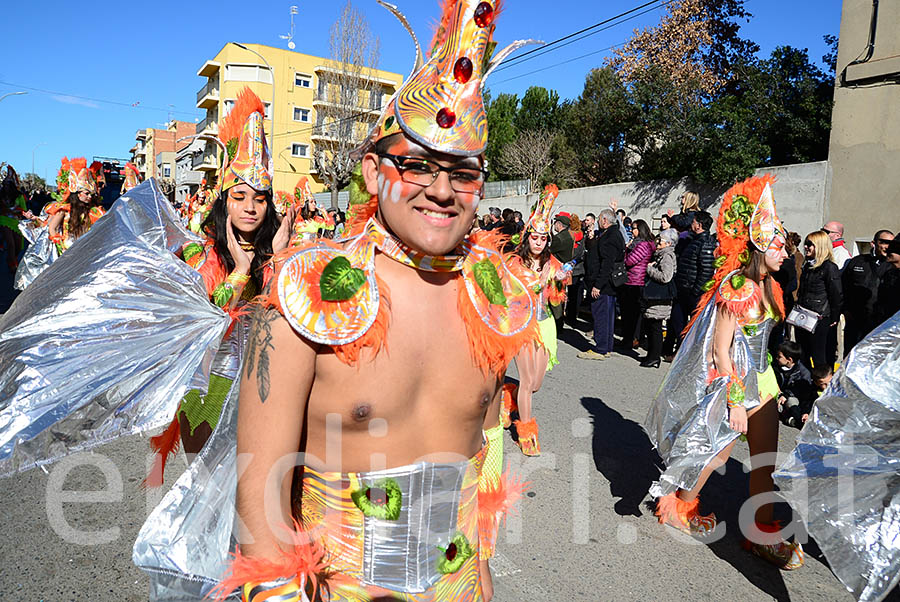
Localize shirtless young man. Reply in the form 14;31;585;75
219;2;536;600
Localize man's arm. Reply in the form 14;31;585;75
237;305;318;560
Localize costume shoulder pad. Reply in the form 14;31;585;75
45;202;70;215
461;240;535;338
274;236;380;345
715;272;762;315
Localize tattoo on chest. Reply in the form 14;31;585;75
245;307;278;402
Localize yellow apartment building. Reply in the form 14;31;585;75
194;42;404;194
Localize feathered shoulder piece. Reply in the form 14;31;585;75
715;271;762;317
264;233;388;366
218;88;266;161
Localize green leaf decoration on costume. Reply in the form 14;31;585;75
743;323;758;336
211;283;234;308
182;242;203;262
730;274;746;291
510;233;521;246
714;255;727;268
320;256;367;302
702;279;716;292
351;478;402;520
729;381;746;405
347;162;369;207
473;259;508;307
436;533;475;574
226;138;239;162
738;249;751;265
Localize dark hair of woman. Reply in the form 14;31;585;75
514;231;552;271
741;249;784;320
69;193;103;239
502;208;515;223
632;219;653;242
200;188;278;291
301;198;323;221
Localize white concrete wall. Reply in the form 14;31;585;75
485;161;829;240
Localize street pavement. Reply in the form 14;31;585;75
1;323;896;601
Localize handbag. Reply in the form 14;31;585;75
610;261;627;288
642;277;676;302
786;305;822;332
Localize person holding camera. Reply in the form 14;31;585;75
795;230;842;370
639;228;678;367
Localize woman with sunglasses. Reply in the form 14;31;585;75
795;230;842;370
503;185;570;456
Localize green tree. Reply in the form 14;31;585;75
514;86;561;133
484;90;519;181
22;173;47;194
562;67;640;186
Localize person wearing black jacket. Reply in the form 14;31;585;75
796;230;842;370
875;238;900;327
663;211;716;359
842;229;894;352
549;215;574;329
578;209;625;359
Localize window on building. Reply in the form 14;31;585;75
224;63;273;84
293;107;310;122
263;102;272;120
163;165;171;178
369;88;383;110
291;143;309;158
223;99;235;116
295;73;312;88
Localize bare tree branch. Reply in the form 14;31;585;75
496;130;556;193
313;0;381;209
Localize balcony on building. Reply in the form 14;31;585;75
312;65;395;114
193;144;219;172
196;80;220;109
197;113;219;136
197;60;221;78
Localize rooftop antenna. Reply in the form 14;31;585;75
280;5;298;50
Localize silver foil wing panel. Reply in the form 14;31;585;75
774;310;900;602
0;180;228;476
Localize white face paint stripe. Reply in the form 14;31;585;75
389;180;403;203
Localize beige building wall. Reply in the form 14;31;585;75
827;0;900;248
195;43;403;195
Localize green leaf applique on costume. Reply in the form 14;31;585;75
729;381;746;405
730;274;746;292
472;258;508;307
182;242;203;263
436;533;475;574
320;256;367;302
351;478;402;520
211;283;234;308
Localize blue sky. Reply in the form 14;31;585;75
0;0;841;183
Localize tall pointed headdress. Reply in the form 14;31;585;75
361;0;540;157
525;184;558;235
122;162;141;192
57;157;97;201
217;88;272;196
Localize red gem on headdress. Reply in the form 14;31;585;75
436;108;456;128
473;2;494;27
454;57;473;83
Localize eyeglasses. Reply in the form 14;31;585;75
822;229;836;235
804;241;814;248
377;153;487;194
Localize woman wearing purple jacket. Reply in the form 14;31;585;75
620;219;656;351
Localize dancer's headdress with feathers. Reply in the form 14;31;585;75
215;87;272;197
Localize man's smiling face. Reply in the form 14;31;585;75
362;133;484;256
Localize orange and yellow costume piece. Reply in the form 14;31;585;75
46;157;106;253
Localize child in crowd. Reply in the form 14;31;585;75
775;341;814;429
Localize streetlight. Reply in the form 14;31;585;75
32;142;47;176
232;43;276;158
0;91;27;103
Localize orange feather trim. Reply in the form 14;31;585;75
343;194;378;238
654;492;700;525
478;466;529;558
210;522;346;602
501;382;518;414
219;88;266;148
143;413;181;488
514;417;538;439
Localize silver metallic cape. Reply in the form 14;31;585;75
133;317;247;601
645;297;763;498
0;180;230;476
14;218;58;290
774;311;900;602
